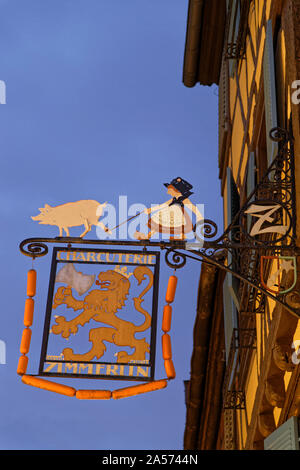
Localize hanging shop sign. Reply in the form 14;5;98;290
39;248;160;382
18;240;179;399
19;177;200;399
17;128;300;400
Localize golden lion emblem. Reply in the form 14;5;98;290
51;267;153;363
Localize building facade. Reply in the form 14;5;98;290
183;0;300;450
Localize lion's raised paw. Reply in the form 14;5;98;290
52;316;78;338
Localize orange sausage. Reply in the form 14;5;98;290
162;333;172;360
22;375;76;397
20;328;32;355
164;359;176;380
76;390;112;400
112;380;168;399
24;298;34;327
162;304;172;332
17;355;28;376
165;275;177;304
27;269;37;297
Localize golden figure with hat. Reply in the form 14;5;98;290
134;177;203;240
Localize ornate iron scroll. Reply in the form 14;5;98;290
20;241;49;258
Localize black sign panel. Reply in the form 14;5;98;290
39;248;160;381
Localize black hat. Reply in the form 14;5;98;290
164;177;193;197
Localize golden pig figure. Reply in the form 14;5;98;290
31;200;111;238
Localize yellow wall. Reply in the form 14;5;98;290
223;0;300;449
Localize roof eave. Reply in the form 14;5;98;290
183;0;227;87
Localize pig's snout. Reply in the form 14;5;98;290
31;214;43;221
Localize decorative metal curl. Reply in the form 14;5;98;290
19;241;48;258
164;249;186;270
269;127;290;143
193;219;218;242
231;226;243;243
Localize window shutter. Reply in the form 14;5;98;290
228;0;237;44
223;168;239;359
247;152;255;232
228;0;238;77
275;29;286;127
223;278;237;359
264;417;300;450
223;273;235;360
263;20;278;166
226;168;240;309
219;57;229;168
247;152;256;195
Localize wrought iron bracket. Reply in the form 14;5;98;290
223;390;246;410
19;127;300;318
163;126;300;320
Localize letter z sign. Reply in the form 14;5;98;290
244;204;288;237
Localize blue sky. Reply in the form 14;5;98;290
0;0;222;450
